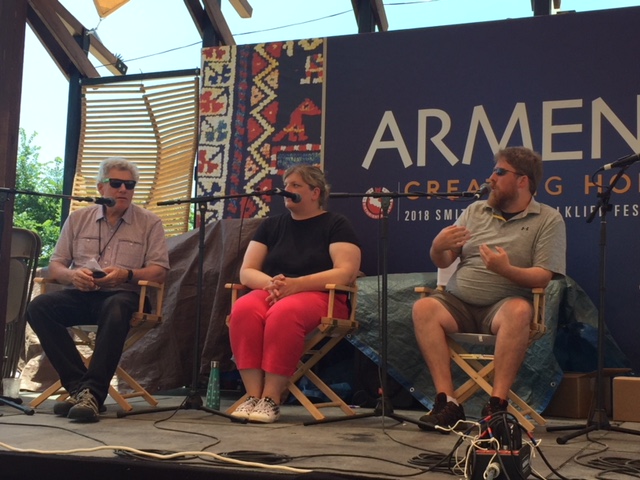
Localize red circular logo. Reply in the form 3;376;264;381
362;187;394;219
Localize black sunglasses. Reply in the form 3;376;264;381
492;167;523;177
102;178;137;190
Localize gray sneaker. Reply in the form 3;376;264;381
67;388;100;422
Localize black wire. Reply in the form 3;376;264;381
94;10;354;69
93;3;445;70
572;437;640;479
408;433;466;474
383;429;444;456
385;1;441;5
217;450;291;464
235;10;352;36
0;418;108;445
290;452;427;478
531;444;575;480
150;419;222;445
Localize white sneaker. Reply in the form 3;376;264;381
230;396;259;419
248;397;280;423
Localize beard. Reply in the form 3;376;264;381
487;188;512;211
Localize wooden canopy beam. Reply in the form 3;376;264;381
185;0;235;46
51;1;127;75
183;0;207;38
351;0;389;32
202;0;235;46
0;0;29;374
229;0;252;18
26;0;127;78
27;0;99;78
26;3;74;79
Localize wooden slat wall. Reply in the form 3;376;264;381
71;76;199;237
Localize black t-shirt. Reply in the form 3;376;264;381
253;212;360;278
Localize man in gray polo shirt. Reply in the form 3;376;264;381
28;157;170;422
412;146;566;432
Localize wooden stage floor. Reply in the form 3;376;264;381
1;392;640;479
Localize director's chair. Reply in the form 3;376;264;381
29;278;165;412
225;283;359;421
415;260;547;432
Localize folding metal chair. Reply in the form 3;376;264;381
225;283;359;420
29;279;164;412
3;228;41;379
415;260;547;432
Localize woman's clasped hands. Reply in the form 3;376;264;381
264;273;300;305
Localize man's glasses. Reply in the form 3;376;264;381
102;178;137;190
492;167;523;177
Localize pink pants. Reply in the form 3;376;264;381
228;289;349;377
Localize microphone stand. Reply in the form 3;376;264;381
547;167;640;443
305;189;476;427
0;187;113;206
117;190;278;422
1;187;107;415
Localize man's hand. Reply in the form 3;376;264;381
479;244;510;275
432;225;471;253
72;268;100;292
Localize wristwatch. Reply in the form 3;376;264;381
127;269;134;282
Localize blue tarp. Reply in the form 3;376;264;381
349;273;630;418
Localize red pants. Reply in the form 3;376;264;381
228;289;349;377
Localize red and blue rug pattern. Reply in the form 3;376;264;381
198;39;324;222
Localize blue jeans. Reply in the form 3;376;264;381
27;289;140;405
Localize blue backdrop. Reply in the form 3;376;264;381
323;7;640;373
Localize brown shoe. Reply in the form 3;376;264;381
481;396;508;417
418;392;465;434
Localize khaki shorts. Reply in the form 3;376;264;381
428;290;522;334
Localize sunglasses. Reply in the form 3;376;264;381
492;167;523;177
102;178;137;190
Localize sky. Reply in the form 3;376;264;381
19;0;639;164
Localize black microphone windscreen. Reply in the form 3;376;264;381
96;197;116;207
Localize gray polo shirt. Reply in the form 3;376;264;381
51;203;170;293
446;198;566;306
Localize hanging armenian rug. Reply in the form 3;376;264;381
198;39;324;222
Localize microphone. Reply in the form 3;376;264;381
473;183;491;200
599;152;640;171
94;197;116;207
74;196;116;207
263;188;302;203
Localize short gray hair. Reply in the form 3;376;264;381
96;157;140;183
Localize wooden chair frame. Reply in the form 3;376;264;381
415;264;547;432
225;283;359;421
29;279;164;412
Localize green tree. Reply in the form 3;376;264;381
13;129;63;265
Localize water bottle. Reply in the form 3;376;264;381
206;360;220;410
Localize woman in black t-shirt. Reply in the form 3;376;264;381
228;165;361;423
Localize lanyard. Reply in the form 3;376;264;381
98;217;123;261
